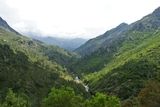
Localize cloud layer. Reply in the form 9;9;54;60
0;0;160;38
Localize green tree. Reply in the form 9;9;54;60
137;80;160;107
0;89;30;107
85;93;120;107
42;86;121;107
42;87;84;107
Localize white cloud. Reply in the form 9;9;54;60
0;0;160;38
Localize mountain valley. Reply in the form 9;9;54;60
0;7;160;107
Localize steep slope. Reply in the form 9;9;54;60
86;30;160;97
72;7;160;75
81;7;160;102
72;23;129;74
0;18;86;107
0;17;77;68
0;17;20;35
75;7;160;56
75;23;129;56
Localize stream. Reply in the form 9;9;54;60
75;76;89;92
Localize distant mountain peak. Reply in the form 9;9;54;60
152;7;160;17
118;23;128;27
116;23;128;30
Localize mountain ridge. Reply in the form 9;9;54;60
74;7;160;105
25;32;87;51
75;22;129;56
0;17;20;35
72;6;160;75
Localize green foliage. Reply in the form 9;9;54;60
70;47;117;75
81;30;160;100
71;24;127;75
1;7;160;107
0;29;86;107
0;28;76;71
44;45;78;69
121;80;160;107
0;89;30;107
137;80;160;107
85;93;120;107
42;87;84;107
42;87;121;107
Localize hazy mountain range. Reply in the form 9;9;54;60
25;32;87;51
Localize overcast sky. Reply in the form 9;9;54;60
0;0;160;38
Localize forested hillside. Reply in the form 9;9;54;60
1;4;160;107
73;7;160;106
0;26;89;106
0;17;120;107
72;7;160;75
